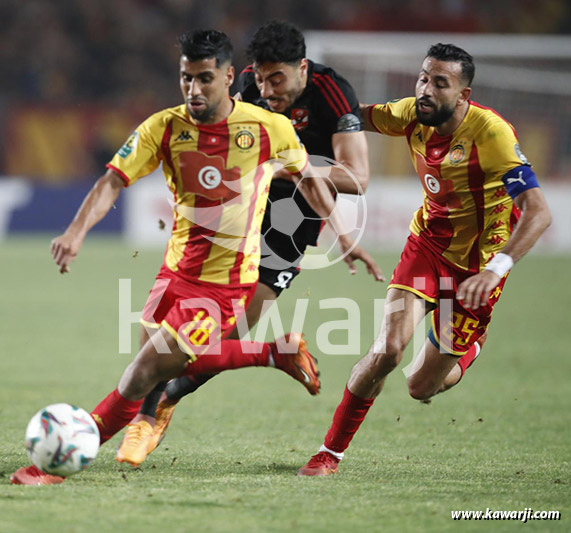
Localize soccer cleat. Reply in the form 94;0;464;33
146;398;179;456
115;420;154;467
271;333;320;395
297;451;340;476
10;465;66;485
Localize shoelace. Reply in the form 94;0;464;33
125;423;151;444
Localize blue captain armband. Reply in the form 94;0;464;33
502;165;539;199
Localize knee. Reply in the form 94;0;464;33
407;377;437;401
374;336;407;369
367;346;403;376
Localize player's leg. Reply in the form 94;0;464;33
145;331;321;457
429;328;488;396
148;272;308;450
135;324;170;417
140;274;282;418
142;282;279;439
226;281;279;340
298;288;430;476
422;267;501;398
155;276;288;407
405;337;463;401
112;327;190;466
10;326;188;484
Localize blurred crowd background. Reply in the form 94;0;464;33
2;0;571;182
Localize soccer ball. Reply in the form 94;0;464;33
25;403;100;476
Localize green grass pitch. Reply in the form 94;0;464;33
1;237;570;532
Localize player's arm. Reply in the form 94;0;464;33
359;103;378;132
293;168;384;281
457;186;551;309
326;130;369;194
51;168;125;274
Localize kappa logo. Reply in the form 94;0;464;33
415;130;423;143
507;171;526;186
176;130;193;142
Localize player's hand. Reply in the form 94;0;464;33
50;233;83;274
338;235;385;281
457;270;501;309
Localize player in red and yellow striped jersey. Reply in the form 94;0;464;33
298;43;552;476
107;95;306;289
11;30;380;485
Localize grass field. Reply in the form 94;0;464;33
1;237;570;532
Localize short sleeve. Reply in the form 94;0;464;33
369;97;417;137
312;66;362;134
476;117;530;178
106;116;162;187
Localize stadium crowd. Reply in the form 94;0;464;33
1;0;570;180
2;0;571;108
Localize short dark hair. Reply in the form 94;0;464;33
178;30;233;67
426;43;475;86
247;20;306;64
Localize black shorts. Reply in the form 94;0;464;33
258;265;301;296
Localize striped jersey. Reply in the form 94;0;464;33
369;97;527;272
107;100;307;285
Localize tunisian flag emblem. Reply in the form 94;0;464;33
179;151;242;202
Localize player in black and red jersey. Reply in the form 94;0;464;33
236;20;371;316
142;21;380;456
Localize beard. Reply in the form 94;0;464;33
415;99;455;127
188;105;216;123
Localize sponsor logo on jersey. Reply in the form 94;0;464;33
507;170;527;186
449;144;465;164
514;143;529;164
176;130;193;142
291;108;309;132
118;131;139;159
235;130;255;150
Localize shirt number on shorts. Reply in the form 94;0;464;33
274;271;294;289
182;310;219;346
452;312;478;346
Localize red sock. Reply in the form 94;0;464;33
90;389;143;444
457;342;479;378
185;339;270;377
324;386;375;454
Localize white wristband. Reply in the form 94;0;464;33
484;253;514;278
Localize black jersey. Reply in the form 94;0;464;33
238;60;362;267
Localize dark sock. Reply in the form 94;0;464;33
138;381;167;417
165;374;216;402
